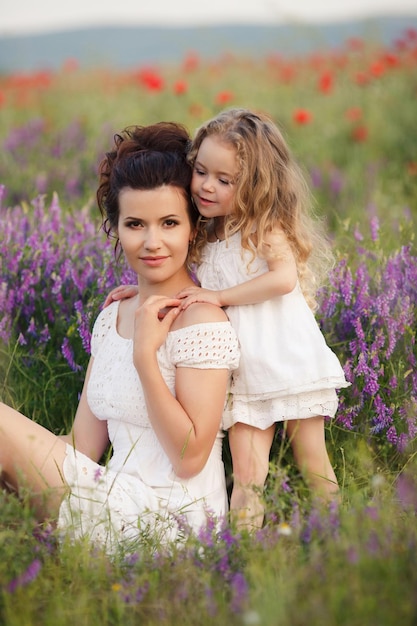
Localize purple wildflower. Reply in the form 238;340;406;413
0;183;6;208
309;166;323;188
281;475;292;493
61;337;82;372
369;214;380;242
318;216;417;451
353;225;364;241
230;571;249;614
396;472;417;512
7;559;42;593
346;546;359;564
329;167;344;196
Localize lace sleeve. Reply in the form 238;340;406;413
90;301;118;358
167;322;240;370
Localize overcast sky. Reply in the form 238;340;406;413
2;0;417;35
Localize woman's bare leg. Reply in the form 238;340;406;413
285;416;339;501
0;402;69;520
229;423;275;530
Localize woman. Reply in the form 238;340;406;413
0;122;239;552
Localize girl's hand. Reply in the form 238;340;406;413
133;296;181;368
176;286;223;309
103;284;138;308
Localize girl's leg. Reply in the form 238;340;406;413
285;416;339;501
0;402;69;521
228;422;275;530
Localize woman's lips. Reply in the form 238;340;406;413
140;256;168;267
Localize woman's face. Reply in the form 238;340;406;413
117;185;194;288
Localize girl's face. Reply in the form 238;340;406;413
117;185;194;289
191;135;238;220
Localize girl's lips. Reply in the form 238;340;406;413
198;196;215;206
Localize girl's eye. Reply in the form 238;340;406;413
194;168;205;176
219;178;230;185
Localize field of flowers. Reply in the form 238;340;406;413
0;27;416;625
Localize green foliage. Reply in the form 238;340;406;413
1;464;417;625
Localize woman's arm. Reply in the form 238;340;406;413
59;359;110;462
133;296;231;479
178;228;298;308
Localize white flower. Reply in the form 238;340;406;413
243;610;261;625
277;522;292;536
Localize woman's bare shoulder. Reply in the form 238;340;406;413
173;302;228;330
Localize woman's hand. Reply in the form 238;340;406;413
176;286;223;309
103;284;138;308
133;296;181;369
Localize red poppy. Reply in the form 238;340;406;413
293;109;312;125
0;90;5;108
383;53;400;68
173;80;187;95
351;125;368;142
369;61;385;78
318;71;334;94
137;69;164;92
215;90;234;105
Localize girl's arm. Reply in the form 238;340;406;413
59;359;110;462
133;296;231;479
178;229;298;308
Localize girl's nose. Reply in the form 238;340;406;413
201;175;215;192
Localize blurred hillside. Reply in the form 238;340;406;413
1;15;416;72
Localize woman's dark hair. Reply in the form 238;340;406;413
97;122;197;239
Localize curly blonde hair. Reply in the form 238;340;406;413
188;108;333;310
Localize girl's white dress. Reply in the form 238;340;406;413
197;232;350;430
58;301;239;552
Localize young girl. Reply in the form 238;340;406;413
106;109;350;530
0;122;239;552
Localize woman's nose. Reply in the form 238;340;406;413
144;228;161;250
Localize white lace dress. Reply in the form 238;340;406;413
196;232;350;430
57;301;239;552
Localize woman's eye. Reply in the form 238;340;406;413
164;219;179;227
126;221;142;228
